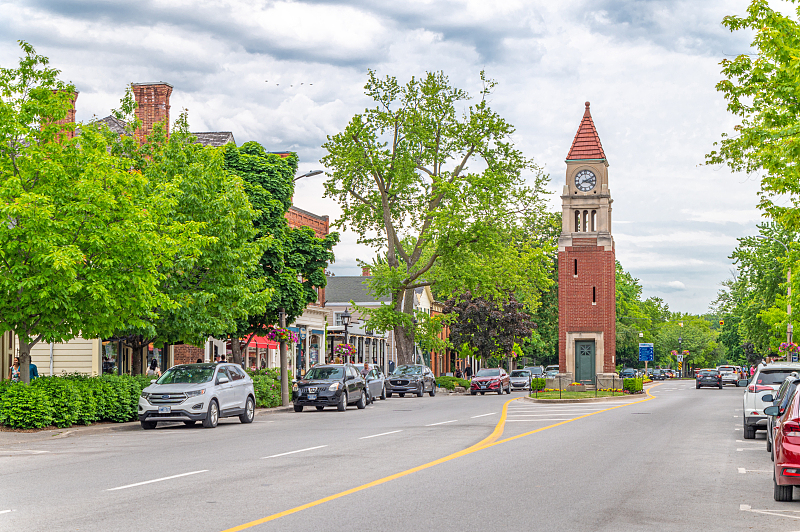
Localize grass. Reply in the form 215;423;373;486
529;390;628;399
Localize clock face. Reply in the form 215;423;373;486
574;170;597;192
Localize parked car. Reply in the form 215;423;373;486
742;363;800;439
138;363;255;429
524;366;544;378
765;391;800;500
386;364;436;398
545;364;559;374
664;369;676;379
509;369;532;391
292;364;367;412
717;365;740;386
696;369;722;389
762;372;800;457
545;369;559;378
652;369;667;381
620;368;637;379
353;364;387;402
470;368;511;395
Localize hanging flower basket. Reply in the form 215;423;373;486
266;327;299;343
334;343;356;358
780;342;800;356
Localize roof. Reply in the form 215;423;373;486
95;115;129;136
192;131;235;147
289;205;329;222
325;276;392;304
566;102;606;161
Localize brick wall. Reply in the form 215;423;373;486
173;344;205;365
53;91;78;140
558;242;617;373
286;206;330;305
132;82;173;142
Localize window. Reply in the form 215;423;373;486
229;366;246;381
591;210;597;231
335;313;343;326
216;367;232;383
574;210;581;232
574;259;578;276
592;287;596;303
583;211;589;232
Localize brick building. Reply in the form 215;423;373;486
557;102;617;384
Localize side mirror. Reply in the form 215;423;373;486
150;379;157;384
217;376;229;385
761;394;774;403
738;379;749;387
346;375;355;381
764;405;781;416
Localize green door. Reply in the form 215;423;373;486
575;340;595;383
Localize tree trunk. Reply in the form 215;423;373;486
394;325;415;366
230;336;243;366
18;335;32;384
132;344;143;375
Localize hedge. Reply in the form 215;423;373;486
435;376;472;390
623;377;644;393
531;377;546;391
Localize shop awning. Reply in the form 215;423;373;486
250;336;278;349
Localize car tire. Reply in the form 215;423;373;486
337;392;347;412
357;390;367;409
743;421;756;439
316;406;324;411
417;384;424;398
141;420;157;430
202;400;219;428
399;393;405;398
767;436;772;453
387;392;392;398
183;421;196;427
696;384;700;389
381;386;387;400
293;404;303;412
480;392;485;395
429;384;436;397
470;390;477;395
774;471;794;502
239;396;255;424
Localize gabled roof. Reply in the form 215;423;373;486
192;131;235;147
325;276;392;304
95;115;129;136
566;102;606;161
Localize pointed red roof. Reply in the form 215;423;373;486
566;102;606;160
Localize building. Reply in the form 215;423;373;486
557;102;617;384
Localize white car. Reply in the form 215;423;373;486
717;365;740;386
138;363;256;429
742;363;800;439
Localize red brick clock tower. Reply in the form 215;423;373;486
557;102;616;384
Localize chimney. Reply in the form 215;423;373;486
52;91;78;140
131;82;173;142
362;266;371;277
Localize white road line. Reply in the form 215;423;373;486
359;430;402;440
738;467;746;474
508;419;576;422
0;510;12;515
471;413;497;418
106;470;208;491
736;448;762;451
0;450;49;454
738;468;771;473
425;420;458;426
262;445;327;459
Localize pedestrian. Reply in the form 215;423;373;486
214;354;221;363
465;364;473;380
361;362;372;403
29;361;39;380
749;365;755;377
146;358;161;377
455;368;462;379
220;354;226;362
9;356;20;382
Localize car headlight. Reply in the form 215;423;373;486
140;392;149;399
292;383;298;392
185;389;206;398
329;382;341;391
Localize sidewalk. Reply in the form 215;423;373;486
0;405;294;446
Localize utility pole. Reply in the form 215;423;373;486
279;307;289;406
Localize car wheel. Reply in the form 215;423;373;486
381;386;387;400
357;390;367;409
696;384;700;389
386;392;393;398
337;392;347;411
429;384;436;397
239;396;255;424
141;420;157;430
202;400;219;428
417;384;424;398
293;404;304;412
316;406;325;411
399;393;405;398
767;436;772;453
470;390;477;395
480;392;485;395
774;471;794;502
743;421;756;440
183;420;196;427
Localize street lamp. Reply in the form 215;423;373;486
756;235;792;348
299;327;307;376
341;308;351;362
678;321;683;378
294;170;323;182
412;316;418;365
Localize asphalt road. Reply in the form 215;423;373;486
0;382;797;531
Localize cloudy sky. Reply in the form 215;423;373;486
1;0;771;314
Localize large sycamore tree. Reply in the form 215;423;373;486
322;71;551;364
0;44;169;381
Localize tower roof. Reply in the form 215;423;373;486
566;102;606;161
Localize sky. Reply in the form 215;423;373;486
0;0;773;314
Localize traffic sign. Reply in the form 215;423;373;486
639;343;654;362
677;354;684;362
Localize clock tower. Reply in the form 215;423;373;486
557;102;616;384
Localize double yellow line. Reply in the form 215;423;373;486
222;387;658;531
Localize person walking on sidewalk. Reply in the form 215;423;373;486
146;358;161;377
9;357;20;382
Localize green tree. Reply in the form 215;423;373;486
0;44;169;381
322;70;552;364
655;315;721;370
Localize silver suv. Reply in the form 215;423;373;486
138;363;255;429
742;362;800;439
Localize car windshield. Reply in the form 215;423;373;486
393;365;422;376
757;370;796;385
305;367;344;380
528;368;543;374
511;370;530;377
698;370;719;376
718;367;735;372
476;369;501;377
156;365;215;385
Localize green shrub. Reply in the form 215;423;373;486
31;377;80;427
0;383;53;429
623;377;643;393
435;376;472;390
531;378;546;391
251;374;282;408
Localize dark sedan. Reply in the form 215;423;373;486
652;369;667;381
696;369;723;389
386;365;436;398
292;364;367;412
470;368;511;395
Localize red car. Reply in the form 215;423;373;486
470;368;511;395
767;392;800;500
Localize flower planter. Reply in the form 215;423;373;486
567;385;585;392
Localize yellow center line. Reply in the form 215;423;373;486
221;385;660;532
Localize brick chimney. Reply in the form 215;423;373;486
362;266;371;277
131;82;173;142
52;91;78;140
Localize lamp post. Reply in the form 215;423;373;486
412;317;418;365
279;308;289;406
299;327;307;375
341;308;351;362
756;235;793;349
678;321;683;378
294;170;323;182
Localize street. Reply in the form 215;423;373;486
0;382;796;531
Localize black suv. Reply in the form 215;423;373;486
386;364;436;397
292;364;367;412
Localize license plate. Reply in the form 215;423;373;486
308;394;316;400
158;406;171;414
